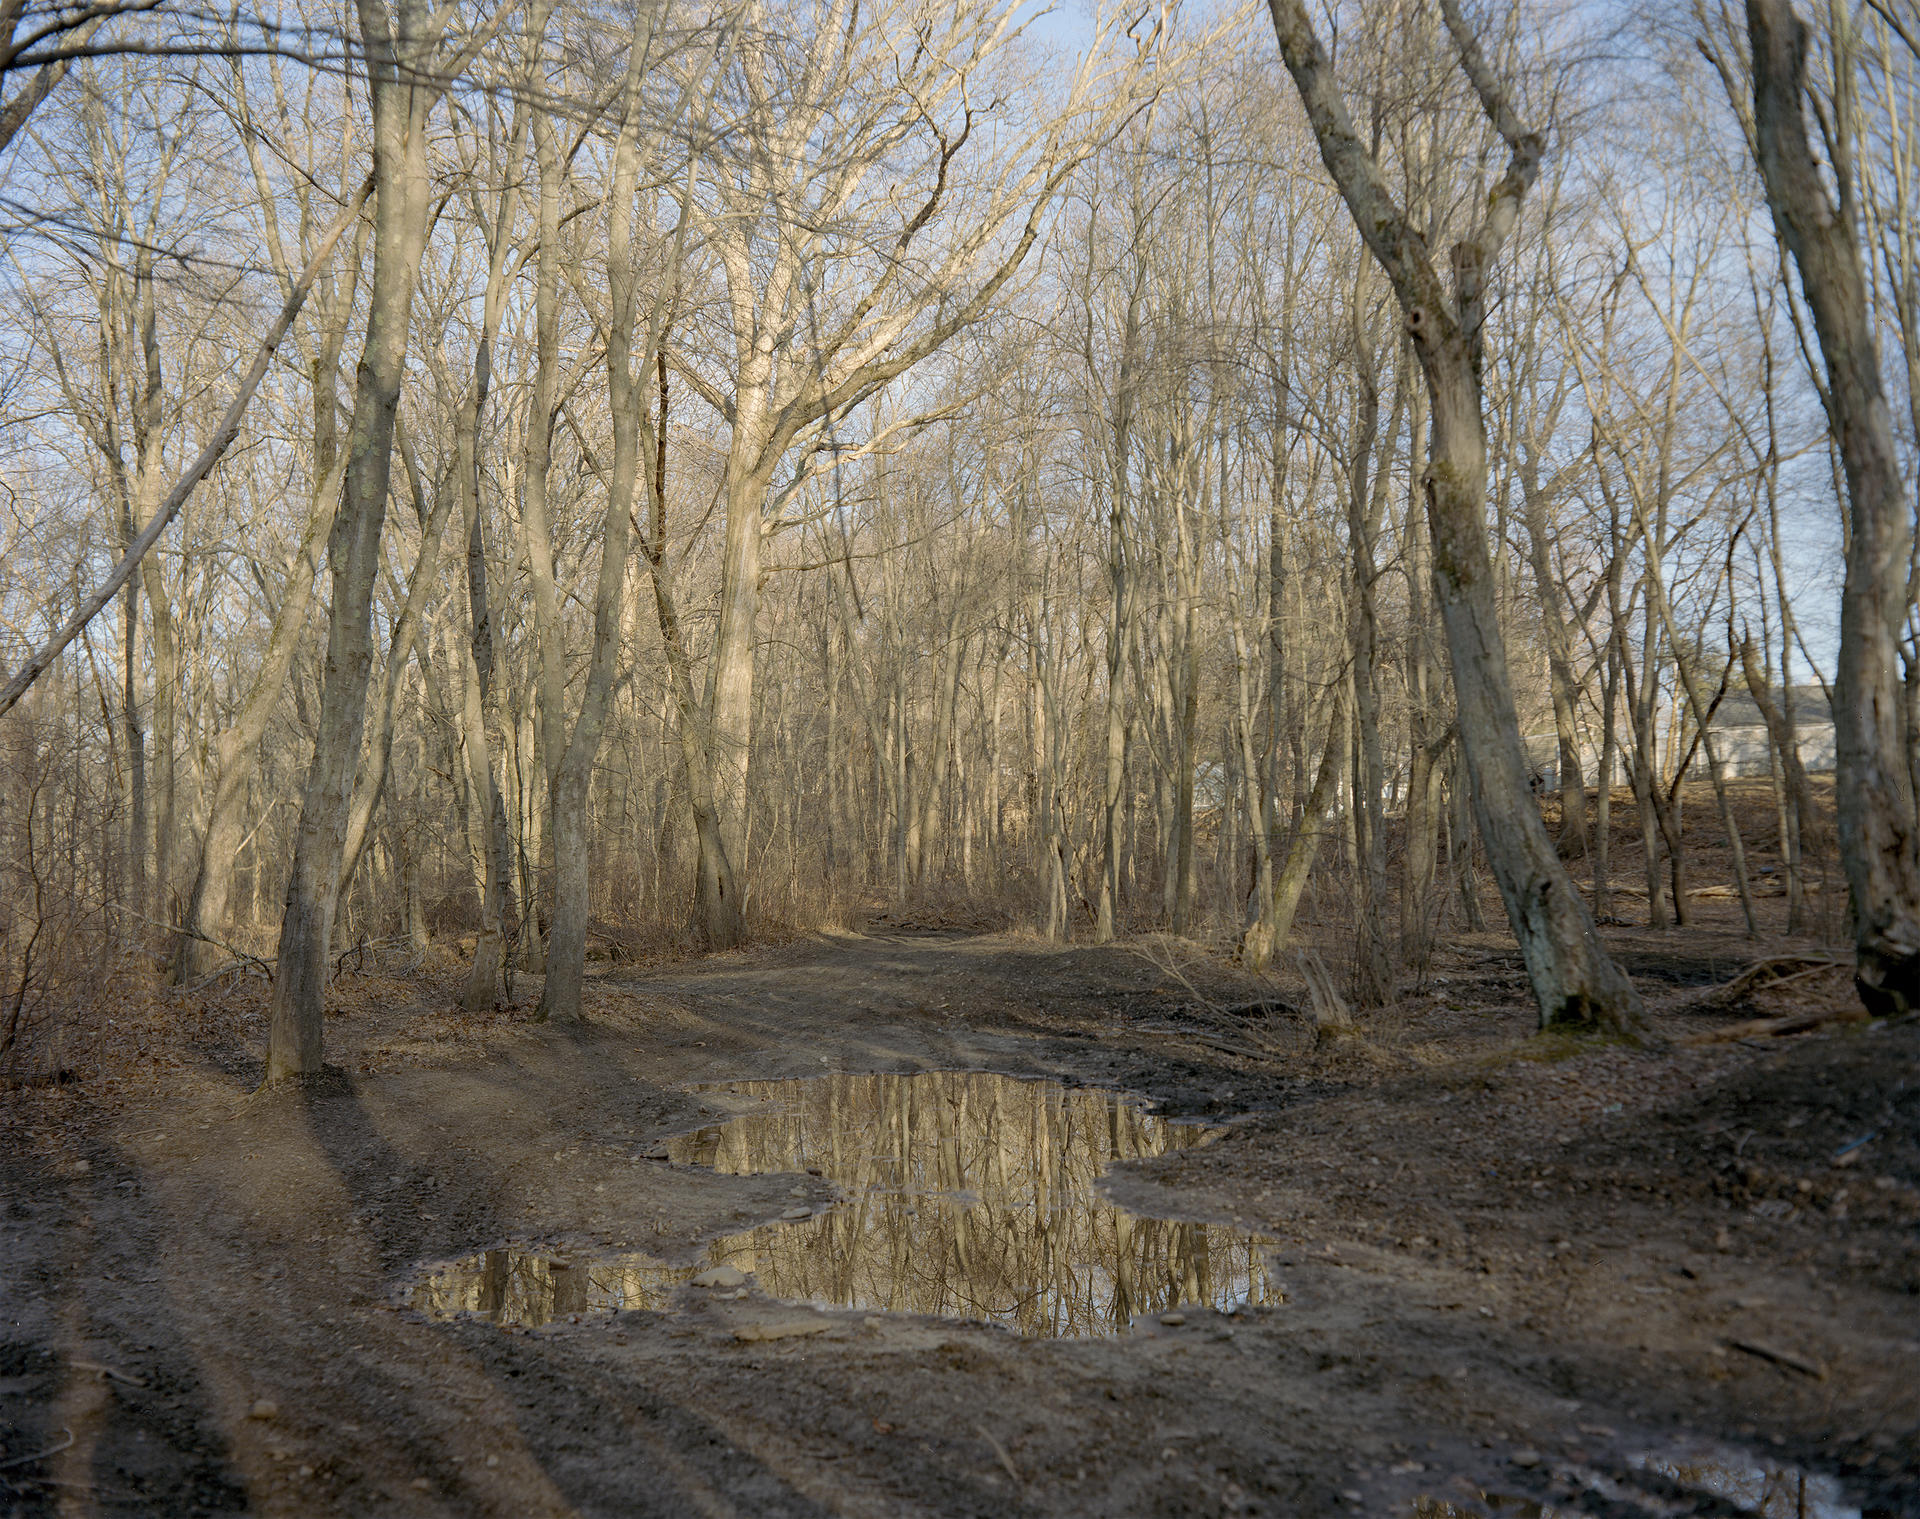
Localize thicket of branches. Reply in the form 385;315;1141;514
1;0;1915;1073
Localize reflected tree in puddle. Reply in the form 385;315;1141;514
410;1071;1278;1335
1416;1443;1860;1519
1626;1448;1858;1519
417;1247;687;1327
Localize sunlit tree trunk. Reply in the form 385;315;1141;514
541;2;671;1021
266;0;437;1080
1243;686;1344;972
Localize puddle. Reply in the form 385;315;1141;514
1625;1447;1859;1518
409;1070;1279;1336
1417;1441;1860;1518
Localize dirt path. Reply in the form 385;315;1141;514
3;931;1916;1516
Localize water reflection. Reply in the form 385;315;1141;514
1626;1448;1858;1518
410;1070;1279;1336
1416;1444;1859;1519
414;1247;686;1327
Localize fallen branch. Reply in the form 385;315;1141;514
0;1067;75;1090
185;959;271;994
1687;953;1848;1014
1135;1024;1288;1065
106;903;273;983
1681;1004;1868;1046
331;934;411;981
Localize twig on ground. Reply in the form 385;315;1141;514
1123;937;1302;1057
68;1360;145;1388
1831;1132;1877;1163
1125;936;1228;1018
1728;1338;1827;1380
975;1424;1023;1486
0;1429;74;1470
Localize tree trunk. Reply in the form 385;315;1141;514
1747;0;1920;1011
266;0;434;1082
335;424;457;924
539;5;660;1019
119;533;147;920
1740;633;1812;930
1593;633;1620;920
1242;686;1344;972
1519;461;1589;857
1400;376;1445;965
459;495;515;1012
1344;298;1398;1001
1095;262;1143;942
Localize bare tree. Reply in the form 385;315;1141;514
1266;0;1645;1033
1744;0;1920;1012
266;0;469;1081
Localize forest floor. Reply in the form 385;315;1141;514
4;844;1920;1515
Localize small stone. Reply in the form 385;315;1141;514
1158;1313;1187;1327
690;1265;747;1289
411;1478;432;1491
1510;1449;1541;1469
248;1399;279;1421
781;1207;811;1220
1341;1491;1364;1503
73;1160;90;1174
297;1466;313;1478
486;1455;499;1469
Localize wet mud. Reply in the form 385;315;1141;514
3;929;1916;1516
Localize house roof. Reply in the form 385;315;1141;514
1709;684;1833;730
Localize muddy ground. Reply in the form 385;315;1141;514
3;924;1918;1517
